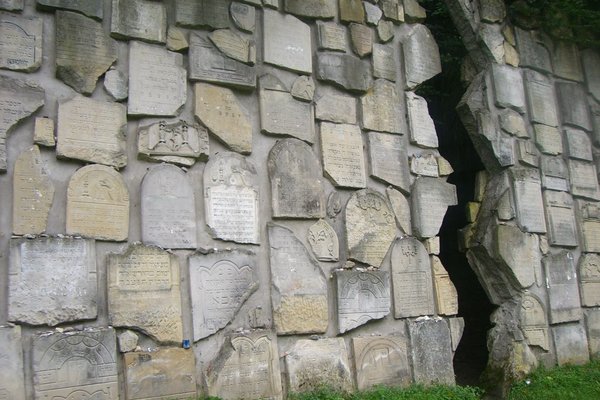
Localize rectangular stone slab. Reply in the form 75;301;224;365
263;9;312;73
111;0;166;43
37;0;103;20
0;325;25;399
409;318;455;385
352;336;411;390
0;13;43;72
544;252;583;324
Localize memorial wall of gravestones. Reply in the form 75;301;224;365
0;0;468;398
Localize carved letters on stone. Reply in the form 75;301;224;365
544;252;583;324
411;177;458;239
352;336;411;390
367;132;410;193
111;0;166;43
510;168;547;233
408;318;455;385
175;0;229;29
543;191;578;247
520;293;549;350
320;122;366;188
361;79;404;134
0;13;43;72
138;119;209;163
308;219;339;262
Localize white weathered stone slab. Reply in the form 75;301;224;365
387;186;412;234
141;164;197;249
431;256;458;316
0;13;42;72
269;223;328;335
402;24;441;89
57;95;127;167
569;160;600;200
12;146;54;235
128;41;187;116
543;191;577;247
524;70;559;127
34;117;55;147
209;29;255;65
511;168;547;233
411;153;439;177
553;323;590;366
285;0;336;18
556;82;592;131
362;79;404;134
37;0;103;20
231;2;256;32
411;177;458;238
534;124;562;155
373;43;397;81
406;91;438;148
352;336;411;390
316;52;372;92
308;219;339;261
541;156;568;191
491;64;525;112
367;131;410;192
408;318;455;384
9;237;96;325
544;252;583;324
138;120;209;163
316;21;347;51
315;92;356;124
67;164;129;241
580;253;600;307
320;122;366;188
204;152;260;244
189;249;258;340
350;23;372;57
111;0;166;43
496;224;539;288
175;0;229;29
565;128;593;161
0;325;25;400
263;9;311;73
514;27;552;72
520;293;549;350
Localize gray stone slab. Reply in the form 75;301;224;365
0;326;25;400
316;52;372;92
409;318;455;385
315;92;356;124
491;64;525;113
542;154;569;191
66;164;129;241
579;253;600;307
317;21;347;51
209;29;255;65
204;152;260;244
285;338;353;393
9;237;97;325
377;19;394;42
362;79;404;134
340;0;365;23
336;269;390;333
583;49;600;102
553;323;590;365
402;24;441;89
128;41;187;116
268;139;326;219
387;186;412;235
367;131;410;192
12;146;54;235
515;27;552;72
0;13;43;72
543;191;577;247
511;168;546;233
111;0;166;43
269;223;328;335
544;252;582;324
578;201;600;253
0;75;44;172
373;43;397;81
381;0;404;22
411;153;439;177
263;9;312;73
285;0;336;18
411;177;458;239
37;0;102;19
32;328;118;400
499;109;528;138
231;2;256;32
565;128;593;161
480;0;505;22
520;293;550;350
556;82;592;131
141;164;197;249
364;2;383;25
585;309;600;358
189;249;258;340
103;69;128;101
406;91;438;148
308;219;339;261
553;41;583;82
320;122;366;188
175;0;229;29
291;75;315;101
448;317;465;351
167;26;189;52
495;224;539;288
569;160;600;200
0;0;22;10
517;140;539;168
534;124;562;155
524;70;559;127
138;120;209;162
118;330;138;353
34;116;55;147
432;256;458;316
350;23;372;57
352;336;411;390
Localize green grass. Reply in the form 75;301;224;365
288;384;483;400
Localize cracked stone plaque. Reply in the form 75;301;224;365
367;131;410;193
569;160;600;200
209;29;255;65
137;119;209;164
373;43;397;81
0;325;25;400
402;24;441;89
411;177;458;238
308;219;339;261
496;224;540;289
317;21;347;51
361;79;404;134
0;13;43;72
263;9;312;73
387;187;412;234
231;2;256;32
491;63;525;113
320;122;366;188
544;252;583;324
510;168;547;233
34;117;55;146
406;91;438;148
543;190;577;247
175;0;229;29
553;323;590;366
315;92;357;124
556;82;592;131
316;52;372;92
111;0;166;43
352;336;411;390
409;318;455;384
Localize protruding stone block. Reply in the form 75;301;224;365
361;79;405;134
544;252;583;324
367;131;410;193
411;177;458;238
408;318;455;385
402;24;441;89
316;52;372;92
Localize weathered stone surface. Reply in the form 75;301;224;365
12;146;54;235
406;91;438;148
320;122;366;188
167;26;188;52
448;317;465;351
583;49;600;102
377;19;394;42
111;0;166;43
175;0;229;29
205;152;260;244
56;11;116;94
316;52;372;92
340;0;365;23
544;252;583;324
579;201;600;253
336;269;390;333
269;139;326;219
511;168;546;233
291;75;315;101
373;43;397;81
496;224;539;288
138;120;209;163
353;336;411;390
411;177;458;238
381;0;404;21
108;244;183;343
124;349;197;400
189;34;256;90
367;131;410;192
128;41;187;116
209;29;255;65
287;339;353;393
118;330;138;353
317;21;347;51
524;70;559;127
308;219;339;261
362;79;404;134
0;75;44;172
518;140;540;168
103;69;128;101
404;0;426;22
543;191;577;247
67;164;129;241
580;253;600;307
195;82;252;154
0;13;42;72
534;124;562;155
206;331;282;400
285;0;336;18
387;186;412;234
269;223;328;335
556;82;592;131
553;41;583;81
350;23;372;57
565;128;593;161
585;309;600;358
0;325;25;400
37;0;102;19
521;293;549;350
189;249;258;340
33;117;55;146
553;323;590;366
263;9;311;73
9;237;97;325
141;164;197;249
364;2;382;25
431;256;458;315
409;318;455;385
328;191;343;218
231;2;256;32
411;153;439;177
0;0;22;11
402;24;441;89
480;0;505;22
514;27;552;72
569;160;600;200
315;92;357;124
491;64;525;113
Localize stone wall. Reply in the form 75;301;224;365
0;1;465;399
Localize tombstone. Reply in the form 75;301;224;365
195;82;252;154
381;0;404;21
373;43;397;81
111;0;166;43
517;140;539;168
579;253;600;307
387;186;412;234
32;328;118;400
124;349;197;400
165;28;187;52
491;64;525;113
66;164;129;241
514;27;552;72
0;13;42;72
316;21;347;51
204;152;260;244
541;156;568;191
495;224;539;289
231;2;256;32
118;330;138;353
308;219;339;261
352;336;411;390
268;139;326;219
291;75;315;101
585;309;600;359
543;191;577;247
578;201;600;253
340;0;365;22
34;117;55;147
9;237;97;325
316;52;372;92
0;0;22;10
0;75;45;172
335;269;390;333
553;41;583;82
263;9;311;73
367;132;410;192
565;128;593;161
189;249;258;340
582;49;600;102
431;256;458;316
189;34;256;90
55;11;117;95
499;109;528;138
377;19;394;42
103;69;128;101
346;189;396;267
0;325;25;399
284;0;336;18
37;0;103;19
315;92;357;124
320;122;366;188
391;237;434;318
411;153;439;177
205;331;283;400
327;191;343;218
524;70;559;127
138;120;209;166
364;2;383;25
556;82;592;131
553;323;591;366
411;177;458;238
107;244;183;343
350;23;372;57
12;146;54;235
362;80;404;134
268;223;328;335
128;41;187;116
402;24;441;89
141;164;197;249
209;29;255;64
175;0;229;29
569;160;600;200
510;168;546;233
520;293;549;350
285;339;353;393
533;124;562;155
408;318;455;385
544;252;582;324
406;91;438;148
